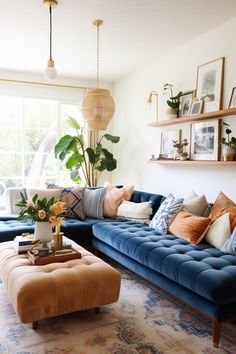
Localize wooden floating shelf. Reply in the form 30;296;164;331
147;107;236;127
148;160;236;166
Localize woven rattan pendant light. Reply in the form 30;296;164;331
82;20;115;131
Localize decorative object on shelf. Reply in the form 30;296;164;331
147;90;158;122
54;116;120;186
228;87;236;108
82;20;115;131
196;57;224;113
190;100;203;116
179;91;195;117
43;0;58;79
190;120;219;160
163;83;182;119
16;194;66;247
173;138;189;160
160;129;181;159
220;122;236;161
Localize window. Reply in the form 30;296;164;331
0;95;83;211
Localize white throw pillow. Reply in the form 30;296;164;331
183;191;209;216
27;188;62;202
117;201;153;224
204;212;231;249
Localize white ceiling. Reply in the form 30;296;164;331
0;0;236;82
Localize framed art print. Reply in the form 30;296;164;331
228;87;236;108
196;57;224;113
190;100;203;116
190;120;219;160
160;129;181;159
179;91;195;117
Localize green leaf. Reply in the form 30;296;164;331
86;148;96;164
226;128;232;135
66;154;84;169
103;134;120;143
32;194;38;204
70;168;82;183
54;135;74;159
102;148;113;159
67;117;81;130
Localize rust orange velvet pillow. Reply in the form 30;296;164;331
169;209;211;245
210;191;236;230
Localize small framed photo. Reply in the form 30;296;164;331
190;100;203;116
228;87;236;108
179;91;195;117
190;120;219;160
196;57;224;113
160;129;181;159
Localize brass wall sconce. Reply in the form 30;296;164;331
147;90;158;123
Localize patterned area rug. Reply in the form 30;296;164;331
0;260;236;354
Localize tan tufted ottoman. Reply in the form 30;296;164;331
0;237;121;328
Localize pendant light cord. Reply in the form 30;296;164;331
96;23;100;89
49;5;53;60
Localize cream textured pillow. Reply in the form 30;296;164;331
204;212;231;249
117;201;152;223
103;183;134;218
27;188;62;202
183;191;209;216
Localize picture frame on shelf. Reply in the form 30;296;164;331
179;91;195;117
190;120;219;160
228;87;236;108
196;57;224;113
160;129;181;159
190;100;203;116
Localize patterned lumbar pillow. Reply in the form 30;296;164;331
83;187;107;219
169;209;211;245
47;184;85;220
149;193;183;234
117;200;153;224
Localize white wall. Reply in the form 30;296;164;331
112;16;236;202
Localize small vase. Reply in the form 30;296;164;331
223;145;235;161
34;221;53;243
165;108;177;120
53;232;63;250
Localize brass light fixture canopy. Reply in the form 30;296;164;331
43;0;57;8
82;19;115;131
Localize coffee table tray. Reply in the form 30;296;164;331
28;248;81;265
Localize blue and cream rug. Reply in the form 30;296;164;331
0;260;236;354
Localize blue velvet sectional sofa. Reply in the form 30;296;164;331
1;189;236;347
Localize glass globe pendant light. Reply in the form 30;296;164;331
82;20;115;131
43;0;57;79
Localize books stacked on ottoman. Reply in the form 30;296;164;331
13;234;37;254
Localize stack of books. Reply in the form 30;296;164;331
13;234;37;254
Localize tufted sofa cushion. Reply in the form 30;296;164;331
0;217;115;248
92;221;236;305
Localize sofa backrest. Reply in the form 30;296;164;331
130;190;165;218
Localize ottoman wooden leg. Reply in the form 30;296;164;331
95;307;100;314
213;320;221;348
32;321;38;330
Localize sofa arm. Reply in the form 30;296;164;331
6;187;27;215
